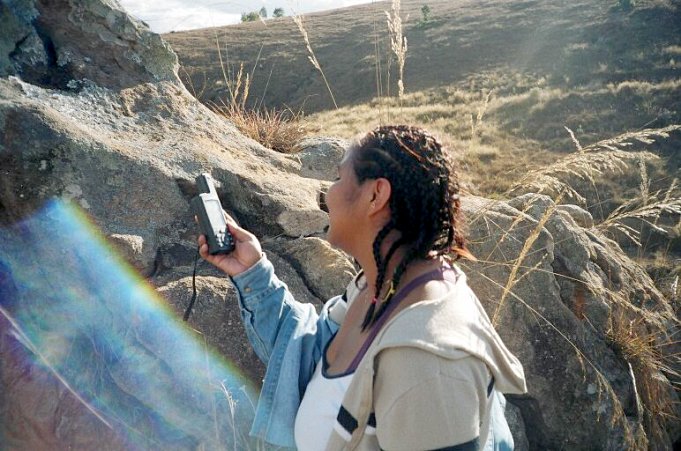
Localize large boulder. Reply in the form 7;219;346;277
0;0;679;450
462;194;680;449
1;0;179;89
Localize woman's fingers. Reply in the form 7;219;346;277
196;213;262;276
222;210;237;226
222;211;253;241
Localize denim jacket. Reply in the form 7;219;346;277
231;254;516;450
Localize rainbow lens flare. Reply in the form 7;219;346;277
0;200;260;449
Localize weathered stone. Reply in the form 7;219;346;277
294;137;349;181
505;401;529;451
556;203;594;228
0;0;179;90
265;236;356;302
108;233;148;272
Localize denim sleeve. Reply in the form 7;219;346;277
231;254;319;364
483;392;515;451
230;254;342;448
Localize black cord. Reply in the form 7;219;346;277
183;245;200;321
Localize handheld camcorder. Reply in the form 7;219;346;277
191;173;235;255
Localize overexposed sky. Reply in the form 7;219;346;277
118;0;374;33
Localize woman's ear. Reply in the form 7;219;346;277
369;178;392;213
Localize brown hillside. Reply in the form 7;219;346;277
164;0;681;207
164;0;680;116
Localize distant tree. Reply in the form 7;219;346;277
273;7;285;18
421;4;431;22
259;7;268;18
241;11;259;22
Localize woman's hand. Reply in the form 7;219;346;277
197;212;263;277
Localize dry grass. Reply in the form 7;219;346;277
607;309;679;449
292;12;337;109
202;35;310;154
213;104;309;154
304;86;560;196
465;188;680;449
508;126;681;204
597;178;681;247
492;194;560;325
386;0;408;101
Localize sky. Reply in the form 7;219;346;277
118;0;374;34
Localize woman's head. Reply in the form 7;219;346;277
337;125;471;328
350;125;466;262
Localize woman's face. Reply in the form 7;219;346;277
325;147;367;252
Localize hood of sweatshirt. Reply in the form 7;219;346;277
373;267;527;395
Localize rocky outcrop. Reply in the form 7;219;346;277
1;0;178;90
0;1;679;450
463;194;680;449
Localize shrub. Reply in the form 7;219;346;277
213;105;309;153
241;11;259;22
421;4;431;22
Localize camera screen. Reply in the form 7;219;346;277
205;199;225;230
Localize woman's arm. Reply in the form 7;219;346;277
230;253;320;364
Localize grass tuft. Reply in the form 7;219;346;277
213;104;309;154
207;36;310;153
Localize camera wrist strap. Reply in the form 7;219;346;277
183;245;200;321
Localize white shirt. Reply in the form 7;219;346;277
294;357;354;450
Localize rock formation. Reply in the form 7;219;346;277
0;0;679;450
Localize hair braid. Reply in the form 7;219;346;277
361;235;407;330
373;244;420;322
362;222;394;329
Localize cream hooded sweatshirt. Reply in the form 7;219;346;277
324;265;527;451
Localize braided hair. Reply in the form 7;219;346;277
351;125;473;330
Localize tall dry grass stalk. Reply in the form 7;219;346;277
509;125;681;203
292;13;338;109
372;15;386;122
596;179;681;246
386;0;408;101
491;192;561;325
469;90;492;142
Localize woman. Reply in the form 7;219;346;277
198;125;527;450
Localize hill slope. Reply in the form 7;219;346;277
164;0;680;117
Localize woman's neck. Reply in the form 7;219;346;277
356;231;412;296
356;240;447;301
